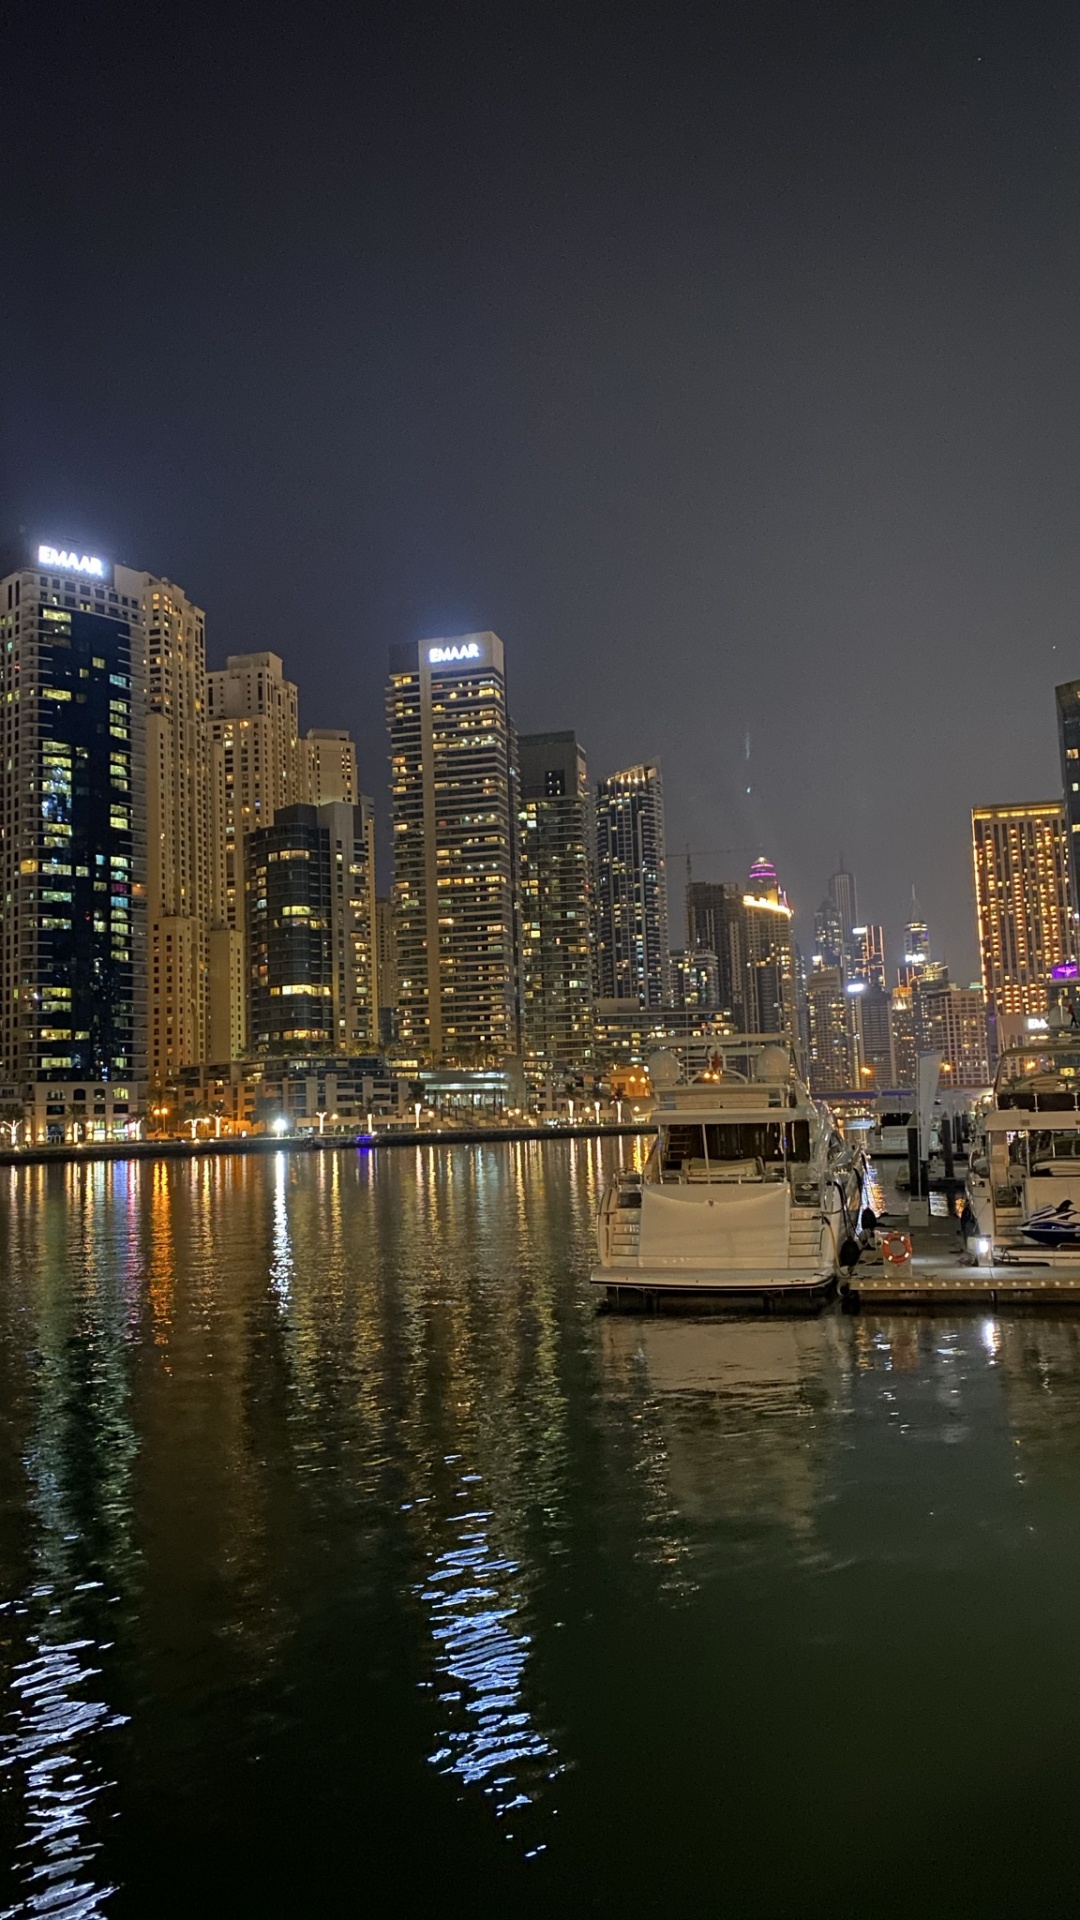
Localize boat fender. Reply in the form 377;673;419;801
882;1231;912;1266
839;1235;862;1272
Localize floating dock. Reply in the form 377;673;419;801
847;1211;1080;1308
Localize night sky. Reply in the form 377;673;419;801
5;0;1080;979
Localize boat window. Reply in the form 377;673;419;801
700;1122;811;1163
1030;1131;1080;1161
878;1111;911;1128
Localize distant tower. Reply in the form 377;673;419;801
827;862;858;958
904;890;930;978
594;763;670;1007
742;856;797;1037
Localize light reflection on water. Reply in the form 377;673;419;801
0;1592;126;1920
8;1141;1080;1913
418;1472;561;1849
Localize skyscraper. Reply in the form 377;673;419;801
919;982;990;1088
207;652;309;1057
387;633;517;1064
669;948;721;1009
741;857;797;1036
0;539;146;1127
307;728;358;805
971;802;1072;1022
139;572;210;1083
246;800;376;1054
805;964;852;1094
813;895;845;972
517;731;595;1071
903;891;930;977
594;762;669;1007
686;879;748;1024
851;924;886;991
827;864;858;959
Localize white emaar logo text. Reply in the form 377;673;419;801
38;544;106;578
429;641;481;664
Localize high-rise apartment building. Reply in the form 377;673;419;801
971;802;1072;1022
387;633;517;1064
307;728;358;805
669;948;721;1009
138;573;210;1083
517;731;595;1071
805;964;852;1094
375;896;398;1046
851;982;894;1086
246;801;376;1054
594;762;669;1007
208;652;309;1057
890;983;917;1087
0;539;146;1119
919;982;990;1088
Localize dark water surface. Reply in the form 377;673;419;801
2;1140;1080;1917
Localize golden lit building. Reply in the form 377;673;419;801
207;653;310;1057
971;802;1073;1021
137;573;211;1082
919;982;990;1086
307;727;358;805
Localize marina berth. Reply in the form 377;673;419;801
592;1036;864;1306
965;1035;1080;1270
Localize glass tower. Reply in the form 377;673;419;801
0;541;146;1102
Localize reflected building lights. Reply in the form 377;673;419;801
418;1476;561;1843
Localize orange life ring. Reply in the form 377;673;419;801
882;1231;913;1265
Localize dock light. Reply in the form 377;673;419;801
272;1116;289;1136
977;1237;991;1257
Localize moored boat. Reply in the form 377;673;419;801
965;1034;1080;1267
592;1036;865;1306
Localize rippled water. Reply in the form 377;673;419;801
3;1141;1080;1914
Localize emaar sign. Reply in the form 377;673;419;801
38;544;106;578
429;642;481;664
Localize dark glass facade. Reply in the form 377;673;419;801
0;554;145;1087
247;805;334;1052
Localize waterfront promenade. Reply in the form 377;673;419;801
0;1119;652;1170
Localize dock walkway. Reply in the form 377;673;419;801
848;1208;1080;1308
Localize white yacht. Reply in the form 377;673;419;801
965;1034;1080;1265
865;1094;916;1157
592;1037;865;1305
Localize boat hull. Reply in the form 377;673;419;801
590;1266;837;1311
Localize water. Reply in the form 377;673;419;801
1;1141;1080;1915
